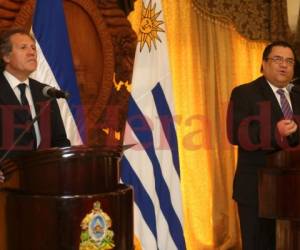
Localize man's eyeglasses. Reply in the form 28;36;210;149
266;56;295;66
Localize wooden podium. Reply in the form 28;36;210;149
0;145;133;250
259;149;300;250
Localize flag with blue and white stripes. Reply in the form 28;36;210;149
121;0;186;249
30;0;85;145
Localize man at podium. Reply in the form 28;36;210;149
227;41;300;250
0;28;70;183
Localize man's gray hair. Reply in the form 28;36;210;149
0;27;35;71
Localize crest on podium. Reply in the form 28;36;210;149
79;201;115;250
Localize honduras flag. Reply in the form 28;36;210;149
30;0;84;145
121;0;186;249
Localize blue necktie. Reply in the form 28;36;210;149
277;88;293;119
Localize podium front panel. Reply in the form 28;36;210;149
6;184;133;250
15;146;121;195
259;168;300;220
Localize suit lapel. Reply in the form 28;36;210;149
0;72;20;106
290;92;300;116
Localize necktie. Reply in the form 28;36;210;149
17;83;36;149
277;88;293;119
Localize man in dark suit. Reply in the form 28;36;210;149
227;41;300;250
0;28;70;183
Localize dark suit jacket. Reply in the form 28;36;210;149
0;72;70;159
227;76;300;205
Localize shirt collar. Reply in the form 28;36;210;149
267;80;289;94
3;70;29;90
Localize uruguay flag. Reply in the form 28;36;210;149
121;0;186;249
30;0;84;145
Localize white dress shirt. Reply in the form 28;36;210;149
267;80;293;111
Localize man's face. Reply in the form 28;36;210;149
3;33;37;80
262;46;295;88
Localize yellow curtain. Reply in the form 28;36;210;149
129;1;267;249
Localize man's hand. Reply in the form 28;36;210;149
277;119;298;137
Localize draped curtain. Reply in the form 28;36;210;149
128;0;292;249
192;0;292;42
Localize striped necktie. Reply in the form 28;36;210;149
277;88;293;119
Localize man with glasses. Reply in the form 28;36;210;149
227;41;300;250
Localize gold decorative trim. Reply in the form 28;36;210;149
192;0;232;26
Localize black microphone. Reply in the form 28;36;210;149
42;86;70;99
0;99;54;180
291;77;300;84
287;83;300;94
0;86;70;182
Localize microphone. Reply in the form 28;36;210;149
42;86;70;99
290;77;300;84
287;83;300;94
0;99;53;180
0;86;70;182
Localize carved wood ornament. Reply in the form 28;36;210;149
0;0;137;146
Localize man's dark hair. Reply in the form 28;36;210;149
0;27;34;71
262;41;296;61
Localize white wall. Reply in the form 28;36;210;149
287;0;300;32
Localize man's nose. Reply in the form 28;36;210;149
27;47;36;55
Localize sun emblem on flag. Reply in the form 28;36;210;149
139;0;165;52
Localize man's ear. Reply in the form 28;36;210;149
261;61;266;73
3;54;10;64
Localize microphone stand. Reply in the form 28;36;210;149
0;98;55;180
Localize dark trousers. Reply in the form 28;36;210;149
238;203;276;250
